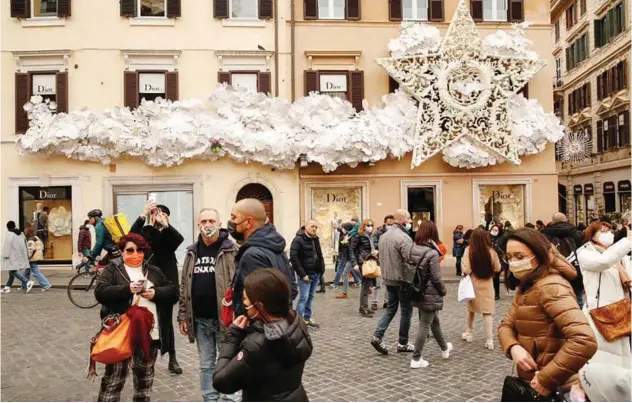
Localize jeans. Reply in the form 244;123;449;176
296;273;320;321
359;277;373;310
28;263;51;289
374;285;413;345
5;270;29;288
577;292;584;309
455;256;462;276
76;248;93;272
342;262;361;293
412;309;447;360
333;255;347;286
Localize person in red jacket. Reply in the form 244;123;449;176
75;220;92;272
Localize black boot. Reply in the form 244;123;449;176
168;352;183;375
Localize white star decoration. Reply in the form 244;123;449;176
376;0;546;168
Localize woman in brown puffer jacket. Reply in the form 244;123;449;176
498;228;597;397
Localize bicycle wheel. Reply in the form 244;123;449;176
67;272;99;309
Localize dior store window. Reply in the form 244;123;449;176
19;186;73;263
478;184;526;228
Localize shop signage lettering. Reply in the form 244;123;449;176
603;182;615;193
32;75;56;95
492;191;516;200
320;75;348;93
139;73;165;94
326;193;347;203
38;189;68;199
619;181;631;192
584;184;594;195
574;185;583;195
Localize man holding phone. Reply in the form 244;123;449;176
130;200;185;375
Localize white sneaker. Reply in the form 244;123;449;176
442;342;453;359
485;338;494;350
25;281;34;293
1;286;10;294
410;357;429;369
461;331;473;342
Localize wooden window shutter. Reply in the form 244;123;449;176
567;94;573;114
597;73;602;100
11;0;29;18
259;0;273;19
304;0;318;19
348;70;364;112
346;0;360;20
621;60;628;90
304;70;319;95
57;0;71;17
621;112;630;146
124;71;139;109
565;7;571;28
258;72;272;94
613;65;620;93
55;72;69;113
471;0;483;21
167;0;181;18
508;0;523;22
15;73;30;134
214;0;229;18
586;82;591;105
218;71;231;85
389;76;399;94
165;72;179;101
428;0;444;21
389;0;402;21
596;120;603;152
609;116;618;148
120;0;136;16
518;84;529;99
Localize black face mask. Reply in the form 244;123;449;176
227;220;245;242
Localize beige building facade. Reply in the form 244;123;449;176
2;0;559;266
551;0;631;225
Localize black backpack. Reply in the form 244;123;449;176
548;235;584;296
408;255;431;303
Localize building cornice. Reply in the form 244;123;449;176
304;50;363;70
215;50;275;57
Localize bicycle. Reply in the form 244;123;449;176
67;265;103;309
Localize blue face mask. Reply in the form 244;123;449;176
405;223;412;231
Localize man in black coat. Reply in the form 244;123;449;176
541;212;586;307
290;220;325;329
130;202;184;374
228;199;298;317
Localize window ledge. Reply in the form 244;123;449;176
21;17;66;27
129;17;175;26
222;18;265;27
1;136;17;144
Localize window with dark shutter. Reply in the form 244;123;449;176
568;93;573;115
389;0;402;21
15;73;30;134
259;0;273;19
613;64;620;93
120;0;136;16
11;0;29;18
620;60;627;91
165;72;179;101
304;0;318;19
258;72;272;94
348;70;364;112
166;0;181;18
597;120;603;152
218;72;231;85
580;0;586;15
594;18;602;48
508;0;523;22
428;0;443;21
471;0;483;21
214;0;229;18
57;0;71;17
608;115;618;149
619;111;630;147
124;71;139;109
346;0;360;20
55;72;68;113
597;74;603;100
304;70;319;95
585;82;591;106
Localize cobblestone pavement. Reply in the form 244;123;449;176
1;284;514;402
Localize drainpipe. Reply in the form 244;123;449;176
290;0;296;101
274;0;280;96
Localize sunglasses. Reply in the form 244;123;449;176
124;248;143;254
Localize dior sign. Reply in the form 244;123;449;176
319;75;347;93
326;193;348;203
139;73;166;94
39;190;59;199
493;191;516;201
32;74;56;95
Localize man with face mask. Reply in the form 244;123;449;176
228;198;298;317
130;202;185;374
177;208;238;402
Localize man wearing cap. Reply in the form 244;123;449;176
131;201;185;374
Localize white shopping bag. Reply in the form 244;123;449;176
71;252;83;269
458;275;476;302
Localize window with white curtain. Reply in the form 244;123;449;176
483;0;507;22
403;0;428;21
231;0;257;19
318;0;345;19
231;73;259;92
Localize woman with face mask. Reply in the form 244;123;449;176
498;229;597;398
577;222;632;369
489;224;509;300
213;268;313;402
349;219;379;317
93;233;178;401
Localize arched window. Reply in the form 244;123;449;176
236;184;274;224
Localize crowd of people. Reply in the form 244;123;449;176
1;201;631;402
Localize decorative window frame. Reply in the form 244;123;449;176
303;181;370;223
121;50;180;72
472;178;533;229
21;0;66;27
13;50;70;73
400;180;444;242
215;50;274;72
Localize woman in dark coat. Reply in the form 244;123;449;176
349;219;378;317
213;268;313;402
130;202;184;374
452;225;465;276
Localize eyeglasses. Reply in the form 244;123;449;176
124;248;142;254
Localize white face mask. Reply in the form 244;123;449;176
365;226;373;233
597;232;614;247
405;223;412;231
508;256;535;280
490;231;499;237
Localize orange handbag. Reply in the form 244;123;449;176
90;313;133;364
589;273;632;342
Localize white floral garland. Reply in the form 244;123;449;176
17;23;563;171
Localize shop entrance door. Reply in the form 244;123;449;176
407;186;436;233
113;188;194;264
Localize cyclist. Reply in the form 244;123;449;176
83;209;119;266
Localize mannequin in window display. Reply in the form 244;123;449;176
32;204;49;255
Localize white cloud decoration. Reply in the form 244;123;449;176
17;22;563;171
